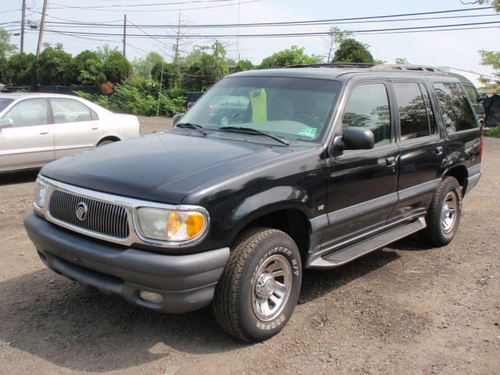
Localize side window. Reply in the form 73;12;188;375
342;83;391;146
4;99;48;127
433;82;477;133
50;99;95;124
393;82;435;140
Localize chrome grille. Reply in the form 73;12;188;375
49;190;129;239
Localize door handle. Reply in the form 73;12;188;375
385;156;396;167
435;146;444;155
91;127;99;130
39;132;48;135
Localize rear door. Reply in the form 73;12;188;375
323;81;399;249
0;98;54;172
389;80;444;222
49;98;102;159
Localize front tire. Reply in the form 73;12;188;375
213;228;302;342
421;176;463;246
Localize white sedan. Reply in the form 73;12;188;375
0;93;140;173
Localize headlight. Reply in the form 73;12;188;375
135;207;208;243
34;178;49;209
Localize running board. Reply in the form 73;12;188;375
308;217;426;269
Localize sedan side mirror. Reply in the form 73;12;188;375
335;127;375;151
0;118;13;130
172;113;184;127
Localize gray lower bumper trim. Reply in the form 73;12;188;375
24;213;229;313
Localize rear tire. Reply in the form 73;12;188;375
213;228;302;342
421;176;462;246
97;139;116;147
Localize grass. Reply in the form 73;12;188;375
485;125;500;138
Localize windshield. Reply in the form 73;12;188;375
0;98;14;113
181;76;341;142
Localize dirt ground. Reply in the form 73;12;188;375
0;121;498;375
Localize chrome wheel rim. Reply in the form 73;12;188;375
251;253;292;322
441;191;458;233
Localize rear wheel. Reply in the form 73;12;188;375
421;176;462;246
97;139;116;147
213;228;302;342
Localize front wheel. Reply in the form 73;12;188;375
213;228;302;342
421;176;463;246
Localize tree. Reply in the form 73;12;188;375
3;52;36;85
37;45;73;85
103;51;132;83
332;39;375;64
478;50;500;92
395;57;409;64
259;45;321;69
66;50;105;86
133;52;164;79
151;61;182;89
326;27;353;62
460;0;500;12
232;59;255;72
0;27;16;60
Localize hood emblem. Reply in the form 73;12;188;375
75;202;88;221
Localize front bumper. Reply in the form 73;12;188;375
24;213;229;313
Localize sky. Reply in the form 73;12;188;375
0;0;499;83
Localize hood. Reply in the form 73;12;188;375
41;132;292;204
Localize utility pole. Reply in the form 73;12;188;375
173;10;181;66
36;0;48;57
20;0;26;53
122;14;127;57
156;60;164;117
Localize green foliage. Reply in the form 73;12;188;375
37;46;72;85
67;50;105;86
332;39;375;64
151;62;182;90
259;45;321;69
233;59;255;72
395;57;409;64
478;50;499;93
0;27;16;60
103;51;132;83
133;52;164;79
485;125;500;137
3;52;36;85
77;77;186;117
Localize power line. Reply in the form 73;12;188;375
42;20;500;39
49;0;248;9
45;0;259;13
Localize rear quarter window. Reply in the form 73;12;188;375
433;82;477;133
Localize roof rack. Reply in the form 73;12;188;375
369;64;443;72
284;63;375;69
284;63;447;74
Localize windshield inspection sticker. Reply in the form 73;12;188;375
299;127;317;138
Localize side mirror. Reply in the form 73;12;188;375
0;118;13;130
172;113;184;127
335;127;375;151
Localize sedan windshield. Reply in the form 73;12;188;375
181;76;341;142
0;98;14;113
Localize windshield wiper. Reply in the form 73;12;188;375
218;126;290;146
175;122;208;136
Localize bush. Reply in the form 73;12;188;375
485;125;500;137
76;77;187;117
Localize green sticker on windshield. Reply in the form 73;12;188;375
299;127;317;138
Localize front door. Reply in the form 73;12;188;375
0;98;54;172
322;81;399;250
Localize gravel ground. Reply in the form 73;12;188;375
0;121;498;375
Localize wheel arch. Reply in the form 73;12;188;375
97;135;121;146
442;164;468;194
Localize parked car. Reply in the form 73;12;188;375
25;64;481;342
0;93;140;173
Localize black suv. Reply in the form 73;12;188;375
24;64;482;342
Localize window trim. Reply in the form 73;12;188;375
335;80;394;148
48;98;98;124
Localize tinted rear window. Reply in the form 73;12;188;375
0;98;14;112
433;82;477;132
